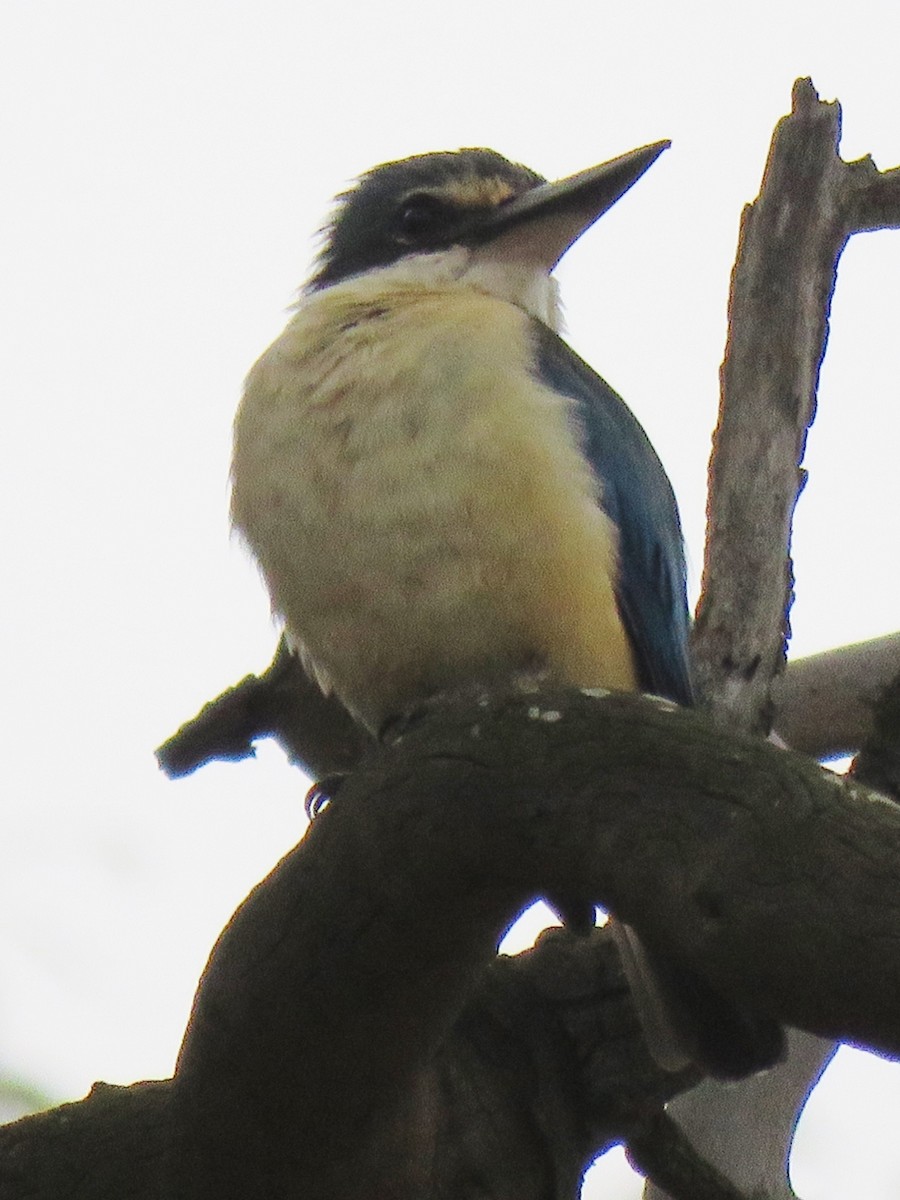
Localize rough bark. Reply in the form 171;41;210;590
692;76;900;738
772;633;900;761
9;687;900;1199
3;917;679;1200
156;637;373;782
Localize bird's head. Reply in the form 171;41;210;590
308;141;669;316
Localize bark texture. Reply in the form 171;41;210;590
9;688;900;1199
692;77;900;738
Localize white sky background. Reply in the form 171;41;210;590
3;1;900;1194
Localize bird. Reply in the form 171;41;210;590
230;143;784;1079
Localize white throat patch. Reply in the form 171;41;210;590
355;246;563;331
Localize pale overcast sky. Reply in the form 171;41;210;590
3;2;900;1195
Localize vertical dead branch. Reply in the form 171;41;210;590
662;77;900;1200
693;78;848;735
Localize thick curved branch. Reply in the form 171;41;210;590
0;1081;170;1199
19;686;900;1197
2;898;693;1200
165;689;900;1197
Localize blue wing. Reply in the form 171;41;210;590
531;321;693;706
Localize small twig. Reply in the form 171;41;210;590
156;638;372;780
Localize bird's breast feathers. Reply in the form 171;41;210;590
231;263;637;730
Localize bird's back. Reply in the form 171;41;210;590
531;321;693;707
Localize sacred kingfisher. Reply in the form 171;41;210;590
230;143;784;1079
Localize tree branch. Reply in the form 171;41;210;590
692;76;900;737
2;850;693;1200
773;632;900;760
845;162;900;231
168;687;900;1197
155;629;900;786
156;637;373;781
12;686;900;1198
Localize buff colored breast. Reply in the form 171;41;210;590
231;270;637;732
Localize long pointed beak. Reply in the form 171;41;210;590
467;140;670;271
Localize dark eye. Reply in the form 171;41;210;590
394;193;448;243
